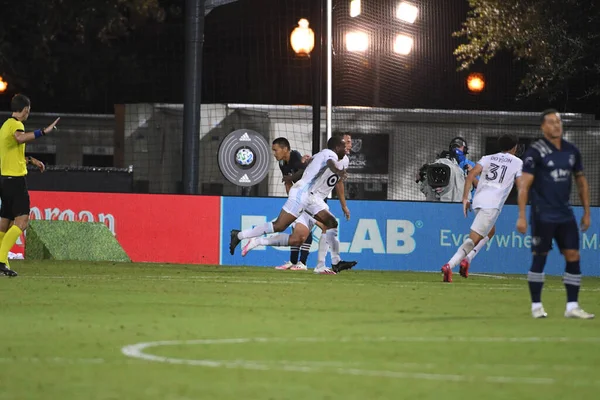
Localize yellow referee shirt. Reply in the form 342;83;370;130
0;117;27;177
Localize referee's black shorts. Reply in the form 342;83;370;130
0;176;30;220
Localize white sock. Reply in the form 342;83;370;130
317;232;329;267
256;233;290;247
238;222;274;240
566;301;579;312
325;228;340;265
466;236;489;263
531;302;543;311
447;238;474;268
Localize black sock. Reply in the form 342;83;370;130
300;234;313;264
290;247;300;264
564;261;582;303
528;254;547;303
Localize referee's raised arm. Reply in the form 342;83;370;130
14;117;60;144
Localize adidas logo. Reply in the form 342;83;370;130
547;160;554;167
239;132;251;141
239;174;251;183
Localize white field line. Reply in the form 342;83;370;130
120;337;600;386
0;357;105;364
21;275;600;292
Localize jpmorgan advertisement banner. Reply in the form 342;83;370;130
220;197;600;276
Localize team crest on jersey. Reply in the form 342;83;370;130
327;174;340;187
524;156;534;169
351;139;362;153
569;154;575;167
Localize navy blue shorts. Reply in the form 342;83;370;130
531;218;579;253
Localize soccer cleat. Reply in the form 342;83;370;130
459;258;470;278
241;238;259;257
332;260;357;273
229;230;241;255
275;261;294;270
313;267;336;275
564;307;595;319
290;262;308;271
441;264;452;283
0;263;17;277
532;306;548;319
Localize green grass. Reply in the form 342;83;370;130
1;261;599;400
26;220;130;262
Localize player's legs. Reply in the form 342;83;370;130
289;221;300;264
528;219;554;318
442;208;497;282
555;219;594;319
298;229;313;266
313;208;356;272
460;225;496;278
315;220;329;268
230;193;303;254
289;215;314;270
242;215;311;257
0;177;28;277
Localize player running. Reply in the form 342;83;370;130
441;134;522;282
271;137;313;271
229;135;356;274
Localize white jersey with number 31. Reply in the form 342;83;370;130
472;152;523;210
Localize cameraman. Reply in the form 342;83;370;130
417;137;475;202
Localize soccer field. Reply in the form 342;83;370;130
1;261;599;400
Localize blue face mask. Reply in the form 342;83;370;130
454;149;466;164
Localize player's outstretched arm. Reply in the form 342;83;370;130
575;172;591;231
516;173;533;234
14;117;60;144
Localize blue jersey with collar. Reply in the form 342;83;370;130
522;138;583;223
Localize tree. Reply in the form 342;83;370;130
454;0;600;101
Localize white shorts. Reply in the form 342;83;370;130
470;208;500;237
282;188;329;218
295;212;316;231
282;187;309;218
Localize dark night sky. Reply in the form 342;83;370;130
5;0;597;115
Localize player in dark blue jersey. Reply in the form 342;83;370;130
271;137;313;270
517;109;594;319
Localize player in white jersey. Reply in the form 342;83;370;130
229;136;350;273
314;133;356;273
441;134;523;282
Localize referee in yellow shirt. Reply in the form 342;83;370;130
0;94;59;276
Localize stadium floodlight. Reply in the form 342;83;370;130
346;32;369;52
0;76;6;93
396;2;418;24
350;0;361;17
393;34;413;55
290;19;315;56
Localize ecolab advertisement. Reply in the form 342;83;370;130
220;197;600;276
14;192;600;276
